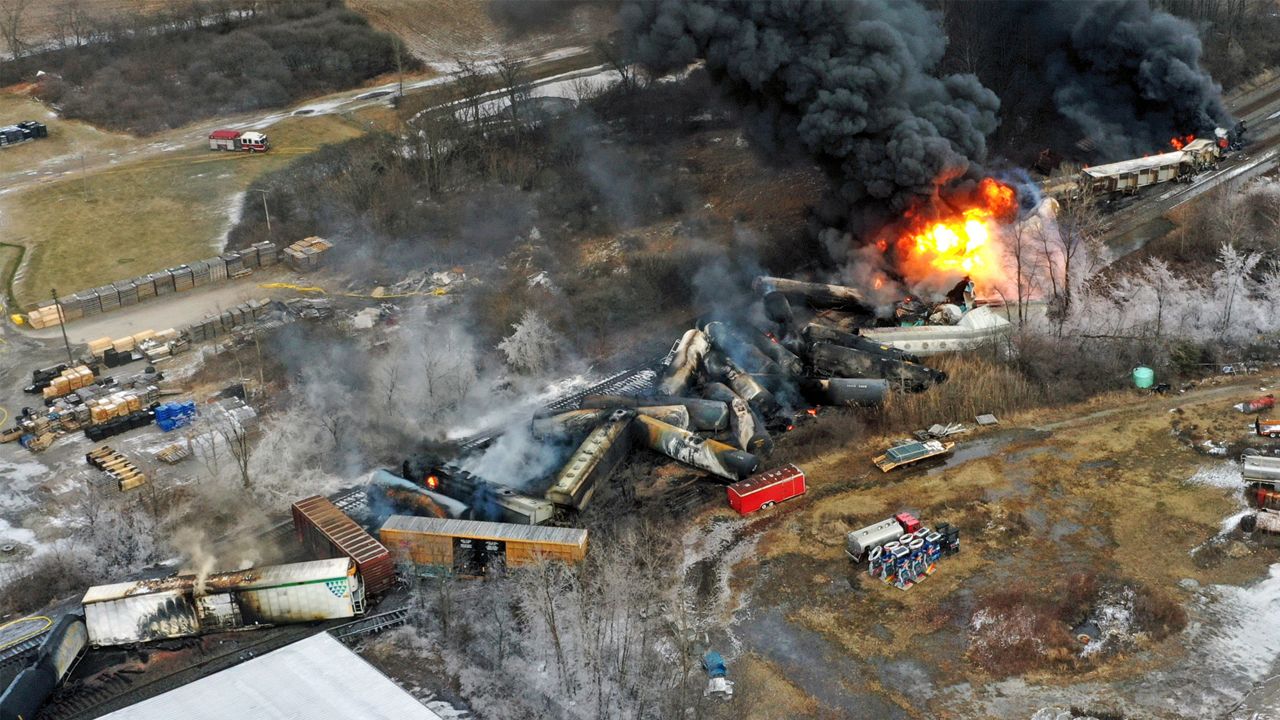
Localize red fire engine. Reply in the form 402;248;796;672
726;464;807;515
208;129;270;152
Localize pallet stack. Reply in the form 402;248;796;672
284;237;333;271
86;446;148;491
113;279;138;307
25;303;65;329
42;365;95;400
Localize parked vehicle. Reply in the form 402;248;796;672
208;129;270;152
726;464;806;515
1257;418;1280;439
845;517;908;561
702;651;734;697
0;120;48;148
873;440;954;472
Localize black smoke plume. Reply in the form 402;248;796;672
620;0;1001;229
1043;0;1231;157
951;0;1232;161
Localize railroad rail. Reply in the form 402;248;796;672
330;608;410;641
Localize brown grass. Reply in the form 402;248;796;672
880;353;1043;431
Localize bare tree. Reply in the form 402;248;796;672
595;37;642;93
453;58;490;132
495;55;532;126
0;0;29;60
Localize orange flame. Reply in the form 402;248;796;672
1170;134;1195;150
893;178;1017;287
425;475;439;490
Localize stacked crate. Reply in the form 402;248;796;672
86;446;148;491
58;294;85;322
133;274;157;301
43;365;95;399
241;245;261;269
190;260;210;288
283;237;333;271
253;241;279;266
96;285;120;312
26;303;64;329
151;270;175;296
113;280;138;307
223;251;247;278
78;290;102;318
172;265;194;291
207;255;227;282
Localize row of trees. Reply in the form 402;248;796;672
2;0;410;133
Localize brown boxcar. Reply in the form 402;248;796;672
291;496;396;595
379;516;588;577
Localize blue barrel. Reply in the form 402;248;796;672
1133;366;1154;389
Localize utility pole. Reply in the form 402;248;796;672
251;188;271;235
51;288;74;366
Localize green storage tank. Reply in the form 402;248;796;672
1133;366;1154;389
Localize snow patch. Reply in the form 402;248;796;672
1187;462;1242;489
1194;564;1280;682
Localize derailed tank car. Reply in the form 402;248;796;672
0;614;86;720
380;515;588;576
545;409;634;512
81;558;365;647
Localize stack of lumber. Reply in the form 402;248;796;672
86;445;148;490
284;236;333;271
42;365;95;399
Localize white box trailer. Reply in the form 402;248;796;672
82;558;364;647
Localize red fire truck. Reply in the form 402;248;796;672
208;129;270;152
726;464;806;515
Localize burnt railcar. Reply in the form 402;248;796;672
380;515;587;576
81;558;364;647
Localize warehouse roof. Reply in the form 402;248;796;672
381;515;588;546
83;558;353;603
1082;149;1185;179
99;632;444;720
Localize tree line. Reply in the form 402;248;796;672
0;0;412;134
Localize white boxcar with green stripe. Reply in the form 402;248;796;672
82;558;365;647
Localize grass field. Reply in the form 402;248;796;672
7;114;364;308
0;93;132;180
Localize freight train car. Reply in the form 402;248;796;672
544;409;634;512
0;614;86;720
82;558;364;647
292;496;396;596
380;515;588;576
1078;137;1219;195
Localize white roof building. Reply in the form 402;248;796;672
99;632;444;720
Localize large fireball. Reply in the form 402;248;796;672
891;178;1018;291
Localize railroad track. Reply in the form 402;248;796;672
330;608;409;641
39;621;331;720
